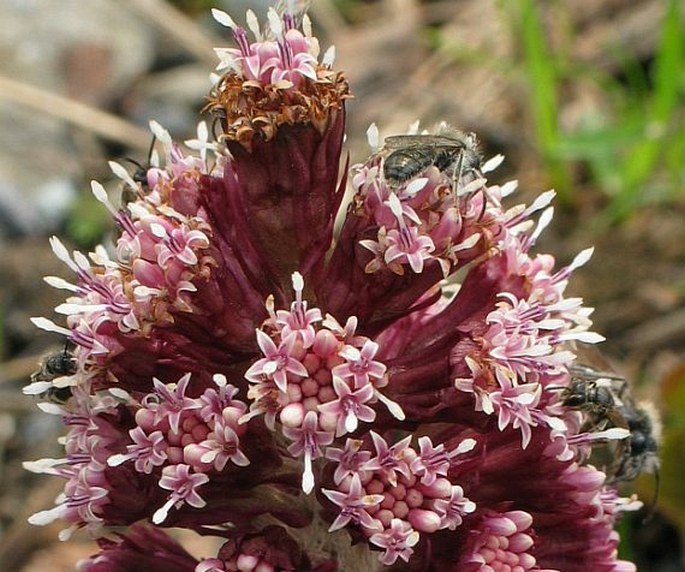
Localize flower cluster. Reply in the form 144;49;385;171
323;433;477;566
207;7;348;145
242;271;406;494
26;4;641;572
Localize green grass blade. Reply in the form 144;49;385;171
517;0;571;200
606;0;684;221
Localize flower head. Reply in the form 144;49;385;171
27;3;642;571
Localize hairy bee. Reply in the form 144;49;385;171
607;394;662;516
612;398;660;483
31;346;76;403
382;127;481;187
563;362;661;507
562;364;627;429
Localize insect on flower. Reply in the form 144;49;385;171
612;398;660;483
609;386;661;517
23;3;645;570
563;362;661;507
382;126;481;187
120;135;158;204
562;363;628;430
30;345;76;404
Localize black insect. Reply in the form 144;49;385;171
612;398;660;482
130;160;151;188
563;362;661;509
382;128;481;187
610;394;661;516
121;135;157;204
562;364;627;429
31;346;76;404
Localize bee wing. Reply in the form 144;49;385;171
607;408;629;429
383;134;465;151
573;344;621;374
570;344;628;397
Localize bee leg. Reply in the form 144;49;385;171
450;149;465;191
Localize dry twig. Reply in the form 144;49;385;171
0;75;151;150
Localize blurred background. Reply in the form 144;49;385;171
0;0;683;570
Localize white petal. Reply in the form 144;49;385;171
569;247;594;272
322;45;336;68
302;13;312;37
54;302;107;315
302;453;314;494
500;179;519;197
267;7;283;37
292;271;304;292
152;499;174;524
374;390;405;420
455;438;477;454
529;207;554;244
43;276;78;292
546;416;567;431
211;8;236;28
482;154;505;173
150;223;167;238
529;189;556;214
595;427;631;441
49;236;78;272
37;402;67;415
57;525;78;541
109;387;131;400
90;181;115;215
366;123;380;150
28;505;64;526
308;36;320;59
245;9;261;40
149;120;172;152
197;120;208;142
457;177;487;197
73;250;91;272
108;161;137;189
201;450;218;464
517;392;537;405
22;381;53;395
404;178;428;197
30;317;70;336
455;232;481;251
23;458;61;473
107;454;129;467
386;192;403;218
572;331;606;344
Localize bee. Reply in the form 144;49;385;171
31;346;76;403
608;395;661;517
612;398;660;482
121;135;157;204
563;361;661;507
382;127;481;187
562;364;627;429
130;160;151;188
